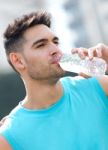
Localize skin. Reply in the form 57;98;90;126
9;25;66;109
71;43;108;94
0;25;108;149
0;24;66;150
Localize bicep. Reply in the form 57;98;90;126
0;135;12;150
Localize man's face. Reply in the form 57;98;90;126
21;24;65;81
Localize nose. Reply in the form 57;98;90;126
49;43;62;56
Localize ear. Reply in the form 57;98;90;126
9;52;26;72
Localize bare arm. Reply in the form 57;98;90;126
0;135;12;150
0;116;12;149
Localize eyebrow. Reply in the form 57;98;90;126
32;36;59;48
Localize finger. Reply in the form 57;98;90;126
71;48;79;54
78;47;88;59
95;43;104;57
95;47;102;57
71;47;88;54
88;48;95;60
71;47;88;59
79;72;91;78
88;46;102;59
89;43;104;58
97;43;105;49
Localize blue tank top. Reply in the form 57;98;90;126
0;77;108;150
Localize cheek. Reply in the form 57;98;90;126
24;51;50;69
28;57;49;70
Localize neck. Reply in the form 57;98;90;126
22;79;63;109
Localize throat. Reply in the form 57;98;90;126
22;81;63;109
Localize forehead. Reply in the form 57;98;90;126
23;24;55;43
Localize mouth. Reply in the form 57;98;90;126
51;54;62;64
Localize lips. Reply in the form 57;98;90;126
51;54;62;64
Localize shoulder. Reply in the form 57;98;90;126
8;102;23;118
60;76;85;84
0;135;12;150
0;104;25;150
60;76;107;94
60;76;92;88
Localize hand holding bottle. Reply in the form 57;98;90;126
60;43;108;76
71;43;108;63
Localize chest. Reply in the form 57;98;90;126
11;108;108;150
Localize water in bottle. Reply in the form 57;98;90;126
59;53;107;76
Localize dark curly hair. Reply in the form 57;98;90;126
3;11;51;71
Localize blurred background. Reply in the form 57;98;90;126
0;0;108;119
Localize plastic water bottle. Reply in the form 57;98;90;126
59;53;107;76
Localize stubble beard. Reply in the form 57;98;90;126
27;67;65;84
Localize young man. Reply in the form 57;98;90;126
0;11;108;150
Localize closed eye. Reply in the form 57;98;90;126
53;36;60;45
53;41;59;45
53;38;60;46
